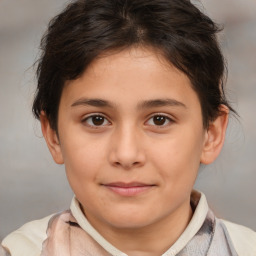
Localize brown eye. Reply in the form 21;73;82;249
146;114;172;127
83;115;110;127
153;116;167;126
92;116;105;126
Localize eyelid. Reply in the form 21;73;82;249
145;113;174;127
81;113;111;128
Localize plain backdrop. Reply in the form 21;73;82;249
0;0;256;240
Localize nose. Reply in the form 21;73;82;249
108;125;146;170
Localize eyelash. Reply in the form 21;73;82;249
81;113;174;129
145;114;174;128
82;114;111;129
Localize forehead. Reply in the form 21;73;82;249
61;47;201;112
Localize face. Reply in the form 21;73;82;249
42;47;225;234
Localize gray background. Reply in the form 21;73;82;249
0;0;255;240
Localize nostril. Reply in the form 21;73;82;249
108;141;146;169
113;161;141;170
114;161;121;167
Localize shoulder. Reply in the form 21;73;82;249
1;214;53;256
221;219;256;256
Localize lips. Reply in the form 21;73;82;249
102;182;155;196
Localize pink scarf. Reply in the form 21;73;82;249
40;208;238;256
41;210;111;256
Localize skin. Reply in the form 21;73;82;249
41;47;228;256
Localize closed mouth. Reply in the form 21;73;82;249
101;182;156;196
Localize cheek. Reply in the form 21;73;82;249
61;135;107;182
150;128;203;182
63;144;105;205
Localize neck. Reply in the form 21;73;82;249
86;198;193;256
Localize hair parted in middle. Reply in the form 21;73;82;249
33;0;234;131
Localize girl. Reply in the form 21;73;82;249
1;0;255;255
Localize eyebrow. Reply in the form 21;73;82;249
71;98;115;108
71;98;186;109
138;98;187;109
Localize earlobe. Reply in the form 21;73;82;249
40;112;64;164
200;105;229;165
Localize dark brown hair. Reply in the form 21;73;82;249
33;0;235;131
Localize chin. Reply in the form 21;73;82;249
103;209;157;230
108;218;153;230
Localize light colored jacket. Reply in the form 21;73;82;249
1;191;256;256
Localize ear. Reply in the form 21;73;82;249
200;105;229;165
40;112;64;164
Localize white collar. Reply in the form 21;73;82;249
70;190;209;256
